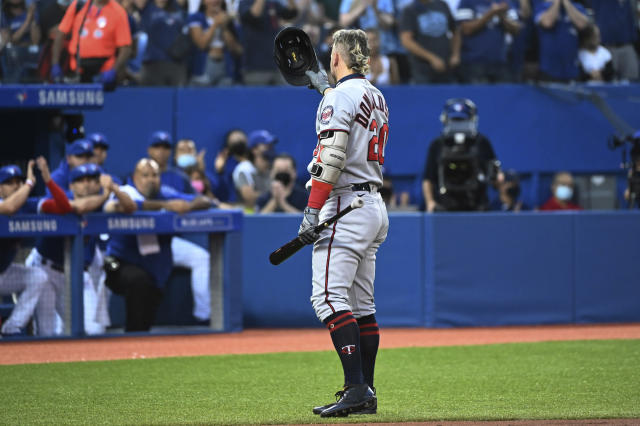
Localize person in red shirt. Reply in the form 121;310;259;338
540;171;582;211
50;0;132;87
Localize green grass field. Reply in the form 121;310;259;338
2;339;639;425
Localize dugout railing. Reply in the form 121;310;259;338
0;209;243;338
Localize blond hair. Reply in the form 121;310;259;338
332;29;370;75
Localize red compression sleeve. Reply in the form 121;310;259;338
307;180;333;209
42;180;72;214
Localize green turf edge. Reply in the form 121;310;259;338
1;339;638;425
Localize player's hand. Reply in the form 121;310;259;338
306;69;331;96
100;173;114;191
298;206;320;245
165;199;191;214
26;159;36;183
426;200;437;213
429;56;446;73
35;156;51;183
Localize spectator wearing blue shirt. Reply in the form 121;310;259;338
0;161;56;336
187;0;243;86
26;163;137;335
105;158;213;331
589;0;638;81
135;0;189;86
50;138;95;190
456;0;521;83
238;0;297;85
147;130;195;194
0;0;41;83
534;0;589;82
399;0;462;84
507;0;534;81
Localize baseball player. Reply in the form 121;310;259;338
26;163;137;335
0;159;64;336
301;29;390;417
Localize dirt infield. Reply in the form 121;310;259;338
1;323;639;365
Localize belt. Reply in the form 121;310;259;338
351;182;377;193
41;258;88;273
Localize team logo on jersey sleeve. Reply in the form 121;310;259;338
320;105;334;124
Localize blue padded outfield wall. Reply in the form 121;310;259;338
76;85;640;327
242;212;640;328
83;84;640;179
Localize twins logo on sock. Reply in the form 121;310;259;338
341;345;356;355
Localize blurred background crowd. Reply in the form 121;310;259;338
0;0;638;86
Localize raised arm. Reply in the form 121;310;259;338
38;156;73;214
562;0;588;31
537;0;561;29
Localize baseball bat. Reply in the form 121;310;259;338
269;197;365;265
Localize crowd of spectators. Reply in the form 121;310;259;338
0;0;638;86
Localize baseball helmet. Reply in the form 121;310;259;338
273;26;320;86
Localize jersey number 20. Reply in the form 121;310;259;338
367;119;389;165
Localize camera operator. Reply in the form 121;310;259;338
421;98;501;212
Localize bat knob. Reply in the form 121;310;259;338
351;197;365;209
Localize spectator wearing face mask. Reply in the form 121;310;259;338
540;171;582;211
147;131;194;194
174;138;231;205
188;168;214;197
174;138;203;172
257;153;306;213
230;129;275;212
490;169;530;212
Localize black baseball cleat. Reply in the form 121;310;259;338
312;387;377;415
319;384;376;417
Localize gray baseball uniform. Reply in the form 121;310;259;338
308;75;390;322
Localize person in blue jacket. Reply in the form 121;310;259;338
105;158;214;331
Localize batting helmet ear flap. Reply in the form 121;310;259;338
274;26;320;86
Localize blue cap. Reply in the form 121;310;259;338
69;163;102;182
0;165;24;183
67;138;94;156
445;102;473;120
248;130;278;148
87;132;109;149
149;131;172;147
